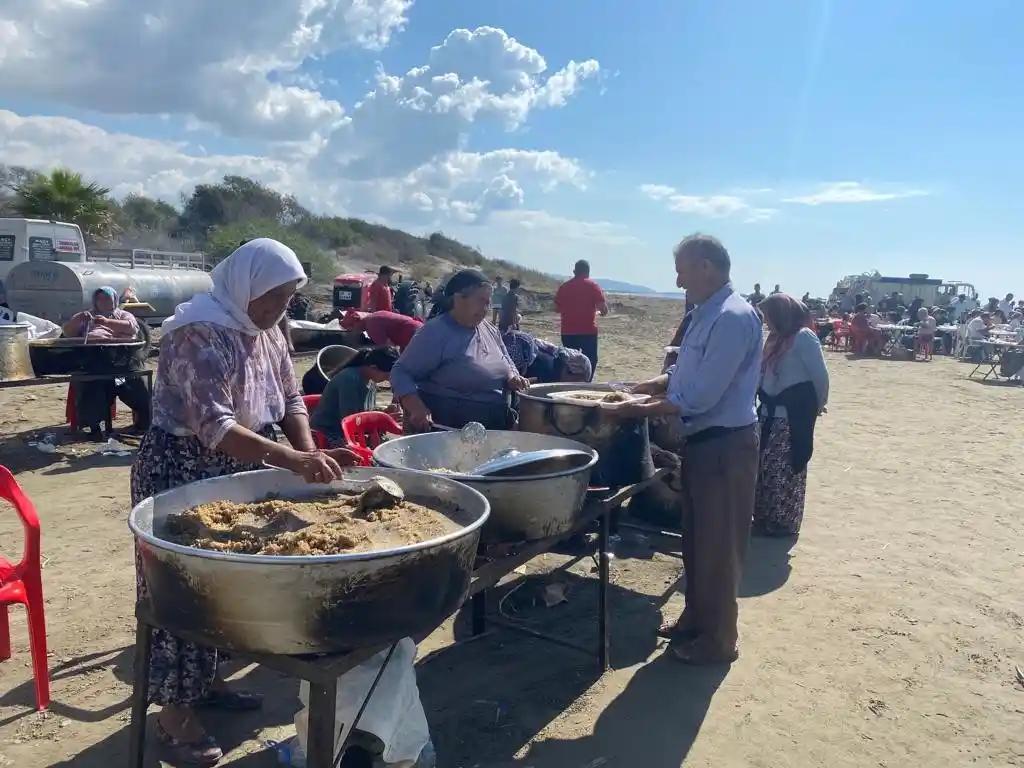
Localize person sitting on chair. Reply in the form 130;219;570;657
309;348;399;447
850;303;884;356
62;287;152;439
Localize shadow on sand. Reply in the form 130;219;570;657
43;660;297;768
419;569;698;767
517;654;728;768
0;423;138;475
34;535;782;767
741;534;796;598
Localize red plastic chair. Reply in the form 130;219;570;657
342;411;403;451
65;383;116;432
301;394;330;449
0;465;49;711
346;445;375;467
829;321;852;351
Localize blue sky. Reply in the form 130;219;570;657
1;0;1020;299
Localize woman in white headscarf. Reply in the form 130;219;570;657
130;239;357;764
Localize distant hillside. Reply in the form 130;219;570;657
550;276;671;294
0;165;562;292
594;278;655;293
593;278;684;300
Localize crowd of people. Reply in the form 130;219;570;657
796;287;1024;362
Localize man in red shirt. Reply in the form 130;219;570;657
368;265;394;312
555;260;608;380
343;310;422;351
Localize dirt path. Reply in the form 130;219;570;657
1;300;1022;767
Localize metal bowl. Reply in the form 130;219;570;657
129;467;490;655
301;344;358;394
372;431;597;543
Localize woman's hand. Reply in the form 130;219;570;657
506;374;530;392
323;447;361;467
91;315;109;327
287;450;343;484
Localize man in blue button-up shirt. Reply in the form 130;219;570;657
612;234;762;664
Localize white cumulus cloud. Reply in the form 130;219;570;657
0;0;414;141
0;111;591;229
783;182;930;206
0;2;607;233
321;26;600;180
641;180;931;221
639;184;777;224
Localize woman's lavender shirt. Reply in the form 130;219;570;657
390;313;517;404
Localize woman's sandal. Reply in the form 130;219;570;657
155;719;224;766
657;619;698;641
197;689;264;712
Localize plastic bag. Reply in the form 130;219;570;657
293;638;430;766
0;311;62;340
277;737;435;767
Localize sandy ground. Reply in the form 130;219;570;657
1;297;1022;768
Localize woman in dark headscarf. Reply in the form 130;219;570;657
391;269;529;431
754;293;829;536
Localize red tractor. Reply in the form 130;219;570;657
331;271;377;312
330;270;427;319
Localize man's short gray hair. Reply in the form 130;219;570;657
674;234;731;274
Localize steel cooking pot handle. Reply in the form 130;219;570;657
543;400;597;437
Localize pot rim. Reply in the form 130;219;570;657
29;338;145;348
518;382;625;404
372;430;599;484
128;467;491;565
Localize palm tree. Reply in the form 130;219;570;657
11;168;118;242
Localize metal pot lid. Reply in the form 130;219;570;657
468;447;593;477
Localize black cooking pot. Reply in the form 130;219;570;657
29;323;151;376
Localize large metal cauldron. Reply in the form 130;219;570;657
373;431;597;543
518;383;655;488
129;467;489;655
0;323;34;382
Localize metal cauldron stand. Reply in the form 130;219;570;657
430;469;668;672
129;602;399;768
